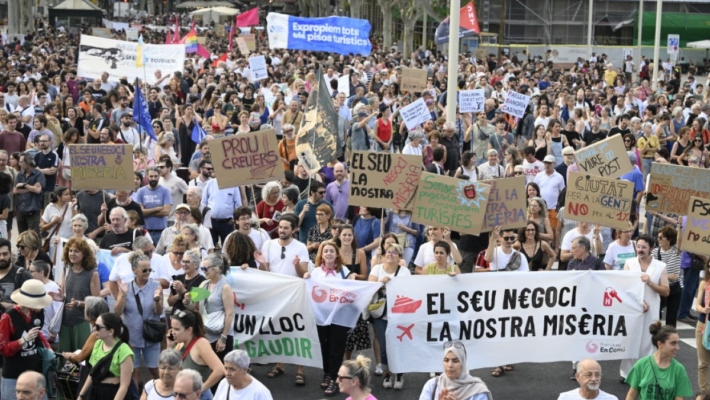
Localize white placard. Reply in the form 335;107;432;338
667;34;680;55
337;74;350;98
399;98;432;131
459;89;485;113
386;271;646;372
126;28;139;41
500;90;531;119
77;35;185;85
249;55;268;81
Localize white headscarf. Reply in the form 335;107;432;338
439;345;492;400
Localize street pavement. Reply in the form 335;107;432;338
248;320;701;400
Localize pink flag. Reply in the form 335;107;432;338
165;29;172;44
196;44;211;59
172;17;180;44
236;7;259;27
228;22;235;50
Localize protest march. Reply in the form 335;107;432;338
0;4;708;400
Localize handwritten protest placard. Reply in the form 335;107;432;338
500;90;530;119
69;144;134;190
401;67;428;93
399;98;432;131
349;151;421;211
236;37;250;55
479;177;527;232
126;28;139;40
681;196;710;257
215;24;225;37
458;89;485;113
573;135;632;179
647;163;710;215
565;172;634;230
240;34;256;51
209;129;283;189
249;55;268;80
412;172;490;235
92;28;112;38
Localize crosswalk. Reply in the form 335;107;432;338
678;320;699;349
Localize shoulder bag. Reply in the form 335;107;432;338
42;204;69;253
703;284;710;350
367;265;401;319
133;282;167;343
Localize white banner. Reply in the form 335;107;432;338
500;90;530;119
126;28;140;41
229;268;323;368
77;35;186;85
386;271;645;373
305;277;382;328
249;55;268;81
399;98;432;131
337;74;350;98
459;89;485;113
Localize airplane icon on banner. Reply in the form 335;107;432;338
396;324;414;341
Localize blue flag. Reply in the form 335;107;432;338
133;83;156;141
191;121;206;144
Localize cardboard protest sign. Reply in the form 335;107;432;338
574;135;632;179
399;98;432;131
197;37;207;45
209;129;283;189
92;28;112;38
459;89;485;113
296;67;338;173
681;196;710;257
249;55;268;80
480;177;527;232
400;67;428;93
500;90;530;119
411;172;490;235
236;37;250;55
565;172;634;230
349;151;422;211
215;24;226;37
126;28;139;40
69;144;134;190
647;163;710;215
240;34;256;51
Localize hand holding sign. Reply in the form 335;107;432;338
459;89;485;113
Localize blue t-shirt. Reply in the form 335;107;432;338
293;199;333;243
354;216;381;265
620;167;644;201
135;186;172;230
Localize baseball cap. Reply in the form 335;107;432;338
543;155;556;163
176;204;191;212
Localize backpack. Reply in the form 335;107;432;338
475;250;489;270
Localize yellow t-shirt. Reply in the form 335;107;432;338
637;135;660;158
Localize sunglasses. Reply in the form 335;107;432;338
515;171;524;175
336;375;353;380
173;310;187;318
17;245;26;250
93;324;107;331
141;268;153;273
172;390;199;399
200;266;212;272
173;252;185;257
502;236;516;242
317;191;326;195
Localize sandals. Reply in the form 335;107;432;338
295;372;306;386
504;364;515;371
267;366;284;378
491;367;504;377
320;374;331;389
324;380;339;396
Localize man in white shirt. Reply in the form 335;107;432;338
558;359;618;400
482;226;529;272
157;159;188;224
534;155;566;230
258;214;309;277
117;113;141;146
226;206;271;257
108;235;172;300
522;147;544;183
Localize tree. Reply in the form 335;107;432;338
349;0;364;19
379;0;395;50
7;0;34;34
396;0;423;56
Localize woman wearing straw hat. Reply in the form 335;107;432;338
0;279;53;400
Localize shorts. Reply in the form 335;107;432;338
133;341;161;368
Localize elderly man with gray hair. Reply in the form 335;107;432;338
14;371;47;400
214;350;273;400
174;369;204;400
558;359;617;399
108;234;171;300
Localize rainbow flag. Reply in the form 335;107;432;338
184;29;198;53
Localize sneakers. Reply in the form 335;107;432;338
393;375;404;390
375;364;384;376
383;375;393;389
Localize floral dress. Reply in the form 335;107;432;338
344;252;372;352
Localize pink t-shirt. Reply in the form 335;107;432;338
347;396;377;400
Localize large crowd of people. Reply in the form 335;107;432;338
0;13;708;400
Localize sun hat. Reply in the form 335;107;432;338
11;279;52;309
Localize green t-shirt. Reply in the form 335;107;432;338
88;340;134;377
626;355;693;400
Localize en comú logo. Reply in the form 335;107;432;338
585;341;599;353
311;286;356;304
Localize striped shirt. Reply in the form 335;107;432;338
654;245;683;288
